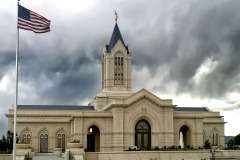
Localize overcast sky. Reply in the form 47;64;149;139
0;0;240;137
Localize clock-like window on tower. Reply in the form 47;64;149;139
114;55;123;85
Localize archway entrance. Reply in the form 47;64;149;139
135;119;151;149
179;126;191;148
87;125;100;152
40;134;48;153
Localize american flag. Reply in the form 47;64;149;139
18;4;51;33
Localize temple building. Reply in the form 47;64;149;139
6;19;225;153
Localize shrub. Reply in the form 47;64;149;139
204;139;211;149
70;140;80;143
0;150;12;154
154;146;159;150
178;145;181;149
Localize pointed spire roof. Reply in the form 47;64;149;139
107;23;126;53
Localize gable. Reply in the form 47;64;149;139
111;39;127;54
102;88;176;111
124;97;165;113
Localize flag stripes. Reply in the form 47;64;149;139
18;4;51;33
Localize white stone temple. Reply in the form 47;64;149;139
6;19;225;153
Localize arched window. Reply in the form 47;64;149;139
23;134;26;143
203;131;206;145
45;134;48;151
212;133;214;145
212;131;219;146
135;120;151;149
27;134;30;144
21;129;31;144
40;134;48;153
216;133;218;146
56;133;66;149
62;134;65;149
57;134;61;148
114;55;123;85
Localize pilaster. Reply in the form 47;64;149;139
73;117;83;142
112;107;124;151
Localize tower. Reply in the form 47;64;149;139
89;21;133;110
102;23;132;92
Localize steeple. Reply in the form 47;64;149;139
89;16;133;110
101;22;132;93
107;23;126;53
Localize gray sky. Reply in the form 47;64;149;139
0;0;240;137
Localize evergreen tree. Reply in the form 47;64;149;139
227;139;235;149
0;130;17;151
204;139;211;149
234;133;240;145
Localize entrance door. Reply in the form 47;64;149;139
40;134;48;153
135;120;151;149
87;125;100;152
179;126;191;148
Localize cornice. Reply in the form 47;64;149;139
72;115;113;118
174;116;203;119
16;121;70;124
202;116;224;118
6;114;71;117
203;122;226;124
6;114;113;119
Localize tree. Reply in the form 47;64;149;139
0;135;8;151
227;139;235;149
0;130;18;151
204;139;211;149
234;133;240;145
7;131;14;151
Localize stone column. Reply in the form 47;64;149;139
73;117;83;144
164;107;174;146
112;107;124;151
32;136;38;152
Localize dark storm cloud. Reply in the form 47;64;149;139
128;0;240;100
16;41;102;104
1;0;240;115
0;51;15;78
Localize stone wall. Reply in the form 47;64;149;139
85;151;210;160
0;154;12;160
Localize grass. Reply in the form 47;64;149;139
0;150;12;154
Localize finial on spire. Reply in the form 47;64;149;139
115;11;118;23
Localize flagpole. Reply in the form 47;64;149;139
13;1;20;160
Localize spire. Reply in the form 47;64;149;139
107;23;126;53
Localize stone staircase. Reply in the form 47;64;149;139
35;153;53;156
33;153;64;160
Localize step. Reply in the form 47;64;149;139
35;153;53;156
32;156;64;160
